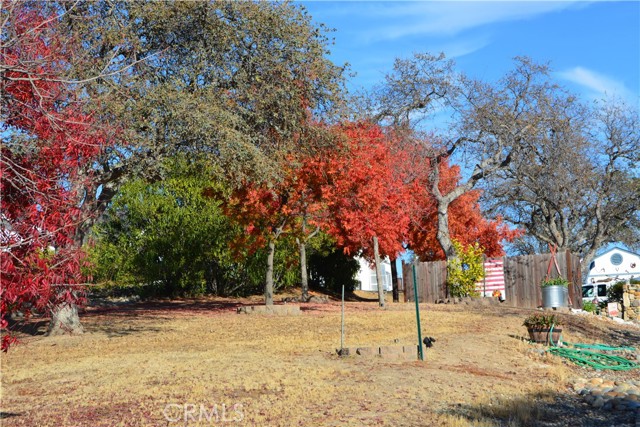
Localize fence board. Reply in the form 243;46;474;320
403;261;447;303
404;263;414;301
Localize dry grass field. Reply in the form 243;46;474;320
1;292;639;427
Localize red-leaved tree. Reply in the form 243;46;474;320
1;6;111;349
315;123;411;307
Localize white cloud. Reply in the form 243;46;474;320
432;36;491;59
346;1;585;42
556;66;635;101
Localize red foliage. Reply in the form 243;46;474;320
221;122;520;277
222;153;326;257
221;122;413;275
223;184;290;254
315;122;411;260
1;7;108;350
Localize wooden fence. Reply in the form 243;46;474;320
504;250;582;309
404;250;583;309
403;260;447;303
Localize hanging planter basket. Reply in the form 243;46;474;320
541;285;568;308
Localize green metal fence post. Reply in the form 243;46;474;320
413;263;424;361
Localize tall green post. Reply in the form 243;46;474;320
412;263;424;361
341;285;345;350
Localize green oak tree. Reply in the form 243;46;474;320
14;0;347;242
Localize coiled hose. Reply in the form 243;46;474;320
543;324;639;371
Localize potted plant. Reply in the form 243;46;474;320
541;277;569;308
523;313;563;344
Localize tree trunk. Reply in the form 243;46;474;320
390;257;399;302
299;240;309;301
297;218;319;302
265;239;275;306
436;200;456;260
205;261;218;295
435;198;458;299
580;247;598;284
47;304;84;336
373;236;385;308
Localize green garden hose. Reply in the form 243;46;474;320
542;324;639;371
547;347;639;371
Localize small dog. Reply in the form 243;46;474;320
423;337;436;348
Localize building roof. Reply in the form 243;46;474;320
594;246;640;260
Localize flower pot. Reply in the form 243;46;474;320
541;285;568;308
527;327;562;344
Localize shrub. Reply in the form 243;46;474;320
607;281;624;303
523;313;562;329
598;300;610;314
540;277;569;288
308;244;359;294
446;240;484;297
582;300;598;314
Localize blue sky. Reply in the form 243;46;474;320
300;1;640;109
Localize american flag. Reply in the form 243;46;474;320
476;258;505;297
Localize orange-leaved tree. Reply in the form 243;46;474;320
220;153;326;305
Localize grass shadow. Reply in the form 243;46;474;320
83;322;166;338
508;333;531;343
305;284;382;302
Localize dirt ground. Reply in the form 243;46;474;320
1;291;639;427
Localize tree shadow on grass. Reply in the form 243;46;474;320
0;412;22;419
299;305;327;313
83;321;166;338
558;314;640;348
84;299;244;319
7;312;166;339
80;300;246;337
443;389;637;427
6;317;48;336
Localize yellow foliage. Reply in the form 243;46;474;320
447;240;485;297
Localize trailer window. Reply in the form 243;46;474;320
597;284;608;297
582;286;594;298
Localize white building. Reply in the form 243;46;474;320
355;256;393;292
585;247;640;285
